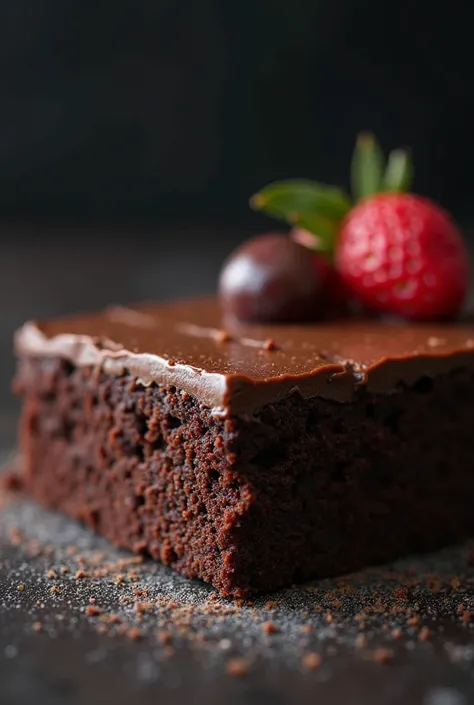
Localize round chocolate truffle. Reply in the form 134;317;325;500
218;233;327;322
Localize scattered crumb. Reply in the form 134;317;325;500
302;652;322;671
126;627;142;640
393;587;408;601
263;338;277;351
31;622;42;632
226;658;249;677
50;586;59;594
85;606;101;617
99;614;121;625
157;631;172;645
75;569;87;580
418;627;431;642
372;648;394;664
355;635;367;649
8;528;23;546
215;330;232;343
47;570;57;579
407;616;420;627
262;621;277;634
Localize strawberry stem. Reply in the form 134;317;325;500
350;132;385;202
382;148;413;192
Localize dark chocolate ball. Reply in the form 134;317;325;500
218;233;327;322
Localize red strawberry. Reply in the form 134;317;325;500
336;193;469;320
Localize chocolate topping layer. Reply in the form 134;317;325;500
14;298;474;415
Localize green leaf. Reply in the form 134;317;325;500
382;148;413;192
288;212;339;254
350;132;385;202
250;179;351;223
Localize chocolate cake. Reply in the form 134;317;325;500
13;298;474;598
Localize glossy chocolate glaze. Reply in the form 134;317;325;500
14;298;474;415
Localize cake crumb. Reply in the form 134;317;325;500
100;614;121;625
262;621;277;634
85;605;101;617
32;622;42;632
392;628;402;640
9;528;23;546
302;652;322;671
355;634;367;649
462;610;473;624
263;338;277;351
418;626;431;641
17;584;24;591
226;658;249;677
157;631;172;645
372;648;394;664
126;627;142;640
50;586;59;593
215;330;232;343
75;569;87;579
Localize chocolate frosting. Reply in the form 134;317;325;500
14;298;474;416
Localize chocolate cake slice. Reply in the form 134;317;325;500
13;298;474;598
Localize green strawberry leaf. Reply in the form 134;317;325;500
351;132;385;202
382;148;413;192
288;212;339;254
250;179;352;223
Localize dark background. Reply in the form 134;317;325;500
1;0;474;228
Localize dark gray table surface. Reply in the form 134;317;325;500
1;224;474;705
